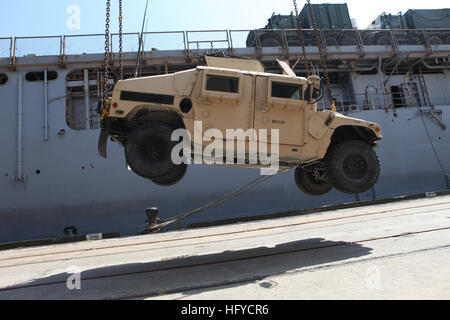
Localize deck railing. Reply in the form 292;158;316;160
317;90;450;113
2;28;450;69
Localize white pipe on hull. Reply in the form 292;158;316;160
16;74;24;182
378;57;390;108
44;69;49;141
84;69;90;130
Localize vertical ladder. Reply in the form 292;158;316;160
415;69;446;130
417;69;432;107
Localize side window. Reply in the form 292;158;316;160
25;71;58;82
206;75;239;93
271;82;303;100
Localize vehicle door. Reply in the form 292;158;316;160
193;69;253;142
254;76;306;146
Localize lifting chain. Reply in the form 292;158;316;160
119;0;124;80
103;0;111;108
293;0;310;77
306;0;336;111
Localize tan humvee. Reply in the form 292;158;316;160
99;57;382;195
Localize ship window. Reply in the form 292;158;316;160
271;82;303;100
25;71;58;82
206;75;239;93
0;73;7;85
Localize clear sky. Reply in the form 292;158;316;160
1;0;448;37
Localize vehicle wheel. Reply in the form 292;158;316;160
295;166;333;196
325;37;338;46
429;36;443;45
327;140;380;194
340;36;355;46
377;36;392;46
408;36;421;45
152;163;188;187
445;36;450;45
260;36;282;47
125;122;177;180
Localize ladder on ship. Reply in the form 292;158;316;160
414;69;446;130
417;70;432;108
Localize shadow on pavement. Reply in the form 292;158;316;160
0;237;373;300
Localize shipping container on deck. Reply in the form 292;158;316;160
404;9;450;29
299;3;353;30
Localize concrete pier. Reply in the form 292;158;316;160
0;194;449;300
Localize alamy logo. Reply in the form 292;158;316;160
171;121;280;175
366;265;382;290
67;5;81;30
66;265;81;290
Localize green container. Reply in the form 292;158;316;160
404;9;450;29
299;3;353;30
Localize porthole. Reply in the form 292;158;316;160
0;73;7;85
25;71;58;82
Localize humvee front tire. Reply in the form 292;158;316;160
327;140;380;194
295;166;333;196
125;123;177;180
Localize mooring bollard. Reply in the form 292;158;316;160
145;207;159;227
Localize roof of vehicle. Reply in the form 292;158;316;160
196;66;306;82
203;56;304;81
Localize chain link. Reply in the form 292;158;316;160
119;0;124;80
306;0;335;109
293;0;310;76
103;0;111;106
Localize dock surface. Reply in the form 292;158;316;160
0;194;449;300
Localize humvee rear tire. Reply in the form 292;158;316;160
295;167;333;196
125;123;177;180
327;140;380;195
151;163;187;187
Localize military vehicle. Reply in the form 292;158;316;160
246;3;355;48
369;9;450;45
99;56;382;196
248;5;450;47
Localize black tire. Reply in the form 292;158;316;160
260;36;282;47
445;36;450;45
429;36;443;46
295;167;333;196
327;140;380;195
152;163;187;187
340;36;355;46
125;122;177;180
377;36;392;46
408;36;421;45
325;37;338;46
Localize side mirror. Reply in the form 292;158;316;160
306;77;324;104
